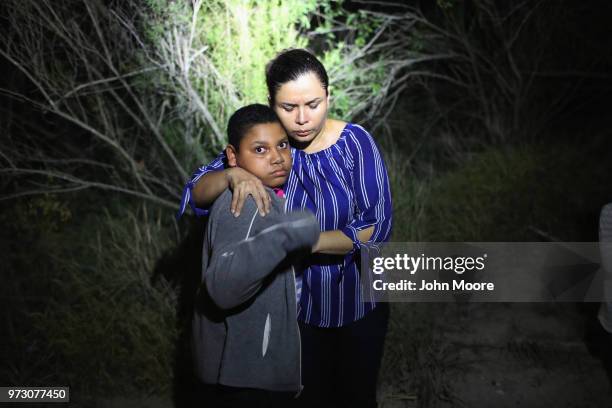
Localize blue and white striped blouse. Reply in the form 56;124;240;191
179;123;392;327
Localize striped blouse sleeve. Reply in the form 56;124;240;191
340;125;393;250
177;151;227;218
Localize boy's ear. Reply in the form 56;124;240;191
226;145;238;167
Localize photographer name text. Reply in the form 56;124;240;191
370;253;495;293
373;279;494;292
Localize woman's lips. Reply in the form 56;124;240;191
294;129;312;137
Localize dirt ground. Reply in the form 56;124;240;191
379;303;612;408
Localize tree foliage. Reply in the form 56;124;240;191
0;0;408;397
0;0;404;209
1;0;595;400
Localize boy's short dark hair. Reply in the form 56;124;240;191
227;104;280;150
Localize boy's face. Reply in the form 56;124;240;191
226;122;292;188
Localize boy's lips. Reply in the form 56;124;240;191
270;169;288;177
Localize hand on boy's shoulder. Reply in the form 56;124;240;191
210;188;272;222
208;189;261;244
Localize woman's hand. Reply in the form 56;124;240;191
226;167;272;217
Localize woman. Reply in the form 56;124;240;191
180;49;392;408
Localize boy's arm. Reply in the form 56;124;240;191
205;196;319;310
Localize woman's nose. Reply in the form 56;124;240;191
296;107;308;125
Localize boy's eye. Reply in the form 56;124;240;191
279;141;288;149
308;103;319;109
255;147;266;154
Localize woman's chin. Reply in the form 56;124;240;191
292;132;313;140
290;131;317;146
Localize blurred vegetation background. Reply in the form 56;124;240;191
1;0;611;406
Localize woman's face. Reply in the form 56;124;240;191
271;72;329;145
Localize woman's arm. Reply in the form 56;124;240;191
313;125;392;255
191;169;230;208
312;227;374;255
178;150;272;218
192;168;272;216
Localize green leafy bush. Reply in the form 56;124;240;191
418;143;611;242
142;0;396;168
1;199;176;396
1;0;405;398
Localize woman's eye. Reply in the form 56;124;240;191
282;106;294;112
279;141;288;149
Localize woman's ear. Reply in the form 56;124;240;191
226;145;238;167
267;95;273;107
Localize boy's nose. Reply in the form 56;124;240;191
272;149;285;164
271;148;284;164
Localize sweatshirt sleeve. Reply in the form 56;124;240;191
205;197;320;310
177;150;227;218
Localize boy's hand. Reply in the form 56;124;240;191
226;167;271;217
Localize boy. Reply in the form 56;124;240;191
192;104;319;407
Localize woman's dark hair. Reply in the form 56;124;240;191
265;48;329;104
227;104;279;150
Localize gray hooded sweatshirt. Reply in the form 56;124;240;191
192;188;320;393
